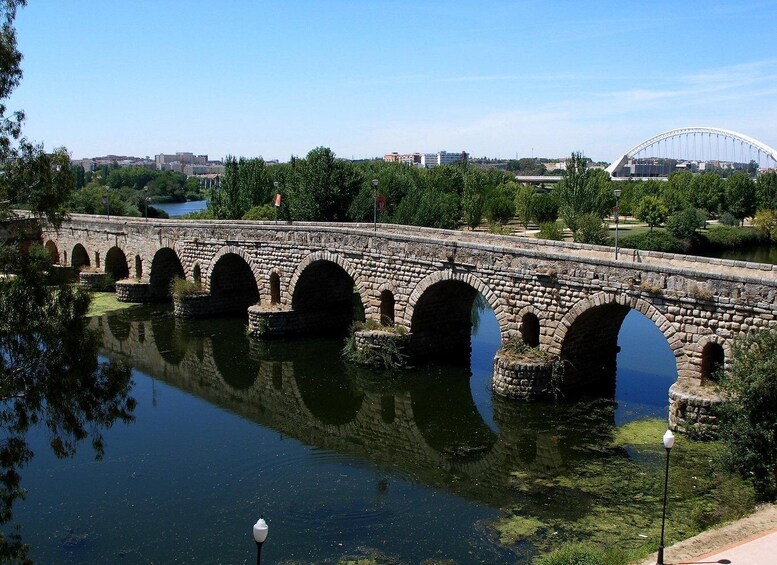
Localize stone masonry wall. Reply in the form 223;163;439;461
43;215;777;389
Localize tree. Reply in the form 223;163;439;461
484;193;515;225
666;207;707;240
289;147;362;221
0;3;137;558
756;172;777;211
718;329;777;501
461;170;487;229
530;192;559;224
724;172;757;225
574;213;608;245
688;172;723;216
636;195;668;231
663;171;693;213
514;185;534;228
556;153;606;235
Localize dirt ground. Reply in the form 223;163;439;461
635;503;777;564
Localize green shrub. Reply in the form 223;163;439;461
242;204;275;221
700;226;763;250
533;543;628;565
170;276;203;299
636;195;668;230
181;208;215;220
485;194;516;225
537;222;564;241
530;192;560;224
717;329;777;501
573;213;608;245
666;208;706;240
719;211;739;226
619;230;684;253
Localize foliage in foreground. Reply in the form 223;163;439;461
717;329;777;501
342;320;408;370
533;543;628;565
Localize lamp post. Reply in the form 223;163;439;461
253;516;268;565
144;186;149;220
102;192;110;218
614;188;622;260
371;178;379;232
657;429;675;565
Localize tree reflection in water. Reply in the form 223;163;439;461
0;252;136;560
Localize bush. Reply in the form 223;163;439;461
752;209;777;240
666;208;707;240
717;329;777;500
636;195;668;230
619;230;685;253
700;226;764;250
242;204;275;221
537;222;564;241
485;194;516;225
170;276;203;299
530;192;560;224
573;213;608;245
533;543;628;565
719;211;739;226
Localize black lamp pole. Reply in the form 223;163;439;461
253;517;268;565
657;430;674;565
372;178;378;232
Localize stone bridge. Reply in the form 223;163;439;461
42;214;777;408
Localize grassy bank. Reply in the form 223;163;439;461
87;291;140;317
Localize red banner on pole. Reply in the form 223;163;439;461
274;194;282;207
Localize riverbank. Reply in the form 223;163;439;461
635;503;777;565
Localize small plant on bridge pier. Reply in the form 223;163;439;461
170;276;203;300
343;320;408;370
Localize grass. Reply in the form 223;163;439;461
87;291;139;317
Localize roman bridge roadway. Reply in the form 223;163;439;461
42;214;777;403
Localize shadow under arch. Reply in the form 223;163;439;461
290;339;365;426
150;310;189;366
407;272;503;364
210;318;261;390
552;293;682;398
105;246;130;281
150;247;185;300
210;252;259;316
408;365;498;463
290;257;364;336
44;240;59;263
71;243;90;269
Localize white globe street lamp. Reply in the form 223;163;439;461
253;517;269;564
657;429;674;564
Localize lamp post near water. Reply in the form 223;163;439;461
657;429;675;565
144;185;149;219
253;517;269;564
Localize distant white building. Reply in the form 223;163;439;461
421;151;468;168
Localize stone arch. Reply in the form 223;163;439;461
521;312;540;348
192;263;202;285
405;270;505;363
380;289;395;326
210;251;260;315
71;243;90;269
204;246;261;293
551;292;685;394
134;255;143;279
149;247;185;300
287;251;368;307
696;335;728;384
44;240;59;264
269;270;281;305
105;246;130;281
287;252;365;335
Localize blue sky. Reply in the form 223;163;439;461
9;0;777;162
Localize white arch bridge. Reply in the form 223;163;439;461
606;127;777;178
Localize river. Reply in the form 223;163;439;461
10;304;679;563
153;200;208;218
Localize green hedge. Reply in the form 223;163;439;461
618;230;685;253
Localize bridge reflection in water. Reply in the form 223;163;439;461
96;305;626;508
